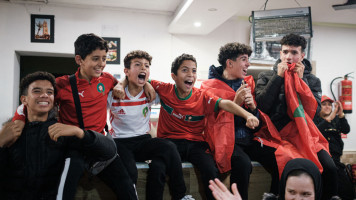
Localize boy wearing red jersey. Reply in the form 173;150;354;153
149;54;259;200
12;33;138;200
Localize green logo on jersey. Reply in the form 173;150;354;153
97;83;105;94
143;106;148;117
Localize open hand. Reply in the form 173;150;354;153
48;123;84;142
209;178;241;200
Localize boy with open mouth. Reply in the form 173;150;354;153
107;50;193;200
149;53;259;200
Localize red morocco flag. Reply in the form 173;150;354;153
275;63;329;176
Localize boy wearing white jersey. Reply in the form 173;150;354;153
107;50;192;200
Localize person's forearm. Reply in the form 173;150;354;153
339;117;350;134
219;100;251;119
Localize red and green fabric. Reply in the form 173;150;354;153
201;76;280;173
273;63;329;176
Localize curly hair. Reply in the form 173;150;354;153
124;50;152;69
171;54;197;75
218;42;252;69
74;33;108;60
20;71;56;96
280;34;307;52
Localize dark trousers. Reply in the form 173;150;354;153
57;150;137;200
230;140;279;200
317;149;338;200
115;134;186;200
168;139;219;200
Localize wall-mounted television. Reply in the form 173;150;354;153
252;7;312;42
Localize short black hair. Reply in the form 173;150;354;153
124;50;152;69
74;33;108;60
20;71;56;96
218;42;252;69
171;54;197;75
280;33;307;52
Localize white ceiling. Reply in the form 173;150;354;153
6;0;356;34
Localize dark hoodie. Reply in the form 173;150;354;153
255;59;322;131
208;65;260;146
0;113;116;200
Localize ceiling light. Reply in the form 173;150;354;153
208;8;217;11
194;22;202;27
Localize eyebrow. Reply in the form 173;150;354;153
238;56;248;59
32;87;54;91
133;61;149;65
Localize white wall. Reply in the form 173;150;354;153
0;2;355;150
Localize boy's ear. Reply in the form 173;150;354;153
301;52;305;60
171;73;177;81
75;55;82;66
20;95;27;106
124;68;129;76
225;59;231;68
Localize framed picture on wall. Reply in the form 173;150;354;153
103;37;120;64
31;14;55;43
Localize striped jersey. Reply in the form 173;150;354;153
107;86;159;138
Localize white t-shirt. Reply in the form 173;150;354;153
107;86;159;138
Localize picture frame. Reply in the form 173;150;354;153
103;37;120;64
31;14;55;43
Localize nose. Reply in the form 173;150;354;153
99;59;106;67
40;92;49;97
286;52;292;59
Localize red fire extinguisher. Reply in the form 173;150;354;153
330;72;353;114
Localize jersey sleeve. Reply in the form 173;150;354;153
12;104;26;122
103;72;118;91
203;90;222;114
149;79;169;94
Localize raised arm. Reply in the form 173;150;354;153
335;101;350;134
218;99;259;129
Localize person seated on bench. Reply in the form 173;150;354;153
108;50;193;200
0;71;117;199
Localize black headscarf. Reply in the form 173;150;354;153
279;158;322;200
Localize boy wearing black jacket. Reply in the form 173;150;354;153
0;71;117;200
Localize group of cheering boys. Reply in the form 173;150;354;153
0;32;337;200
